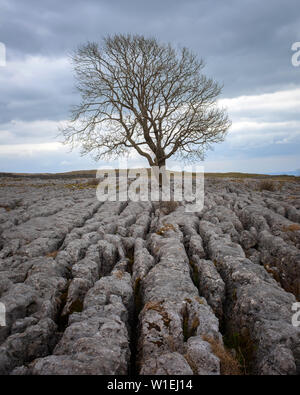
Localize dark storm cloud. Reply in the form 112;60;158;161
0;0;300;173
1;0;300;96
1;0;299;117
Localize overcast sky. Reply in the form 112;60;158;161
0;0;300;174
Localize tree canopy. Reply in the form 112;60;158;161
61;34;230;167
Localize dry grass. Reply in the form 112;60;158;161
230;178;245;183
46;250;58;258
113;269;124;279
64;181;98;190
190;317;199;334
0;180;98;190
257;180;279;192
195;295;204;304
184;352;199;374
158;200;179;215
263;264;281;283
87;178;99;186
223;330;257;374
142;300;171;327
166;335;177;352
0;205;11;212
205;172;300;182
202;335;241;375
156;223;176;235
142;300;164;313
282;224;300;232
1;183;57;188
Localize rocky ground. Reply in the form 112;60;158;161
0;175;300;375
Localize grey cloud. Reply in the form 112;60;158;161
1;0;300;106
0;0;300;173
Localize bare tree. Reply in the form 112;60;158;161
61;34;230;169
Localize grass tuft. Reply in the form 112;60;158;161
156;223;176;235
257;180;279;192
158;201;179;215
282;224;300;232
46;250;58;258
202;335;241;375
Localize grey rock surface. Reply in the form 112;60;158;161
0;176;299;375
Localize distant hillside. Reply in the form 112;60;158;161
268;169;300;177
0;169;300;182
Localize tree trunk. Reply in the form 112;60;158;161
152;157;166;190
